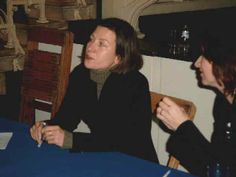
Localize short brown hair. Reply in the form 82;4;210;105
97;18;143;74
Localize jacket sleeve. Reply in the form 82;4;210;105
118;73;153;149
46;66;82;131
119;73;158;162
167;120;236;175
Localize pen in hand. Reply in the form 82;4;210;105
162;170;171;177
37;122;47;148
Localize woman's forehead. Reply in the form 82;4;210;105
93;26;116;43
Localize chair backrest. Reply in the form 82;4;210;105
19;27;73;124
150;91;196;169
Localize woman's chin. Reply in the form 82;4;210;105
84;61;94;69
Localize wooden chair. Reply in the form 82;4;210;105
150;91;196;169
19;27;73;124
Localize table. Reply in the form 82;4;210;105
0;118;196;177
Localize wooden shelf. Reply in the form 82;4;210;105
0;48;25;72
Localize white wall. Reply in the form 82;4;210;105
37;44;216;172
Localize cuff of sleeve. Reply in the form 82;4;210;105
175;120;193;135
62;130;73;149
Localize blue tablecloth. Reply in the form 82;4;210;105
0;118;196;177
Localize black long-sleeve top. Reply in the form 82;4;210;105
47;63;159;163
167;93;236;176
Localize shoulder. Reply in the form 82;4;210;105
126;71;149;90
67;63;90;87
109;70;149;93
120;70;148;85
71;63;87;74
70;63;89;78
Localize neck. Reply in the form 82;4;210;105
215;82;235;104
217;86;235;104
91;68;110;73
225;94;234;104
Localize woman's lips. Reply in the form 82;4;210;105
85;54;94;60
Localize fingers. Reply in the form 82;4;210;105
42;126;65;147
156;97;189;131
30;121;44;144
156;106;171;124
156;97;172;117
30;123;65;147
156;107;165;118
161;97;178;107
158;97;184;115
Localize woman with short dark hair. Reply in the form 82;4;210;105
30;18;159;163
95;18;143;74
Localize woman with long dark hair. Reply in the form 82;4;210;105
157;30;236;176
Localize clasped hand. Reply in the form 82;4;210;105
30;122;65;147
156;97;189;131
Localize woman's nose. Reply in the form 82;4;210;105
86;41;95;52
194;56;201;68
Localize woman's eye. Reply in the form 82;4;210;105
99;42;104;46
99;41;105;47
99;41;107;47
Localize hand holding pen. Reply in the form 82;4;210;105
30;121;47;148
30;121;66;148
37;122;47;148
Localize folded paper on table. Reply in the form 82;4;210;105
0;132;13;150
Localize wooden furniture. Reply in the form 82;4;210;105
150;91;196;169
19;27;73;124
0;48;24;95
28;0;97;21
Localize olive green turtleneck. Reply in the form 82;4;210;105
90;69;111;99
62;69;111;149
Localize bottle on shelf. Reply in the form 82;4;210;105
168;29;179;57
178;24;190;58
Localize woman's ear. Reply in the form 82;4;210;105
114;55;121;65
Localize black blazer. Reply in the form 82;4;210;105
48;63;159;163
167;93;236;176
